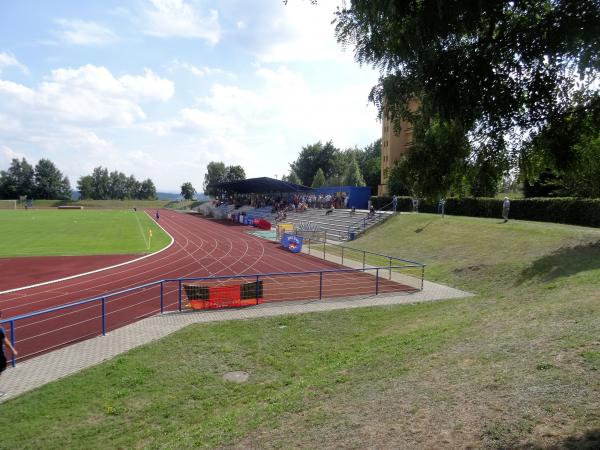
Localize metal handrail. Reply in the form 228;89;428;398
0;261;425;368
347;200;395;235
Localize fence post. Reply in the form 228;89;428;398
341;246;344;265
308;238;311;255
323;231;326;260
421;266;425;291
255;275;260;305
389;257;392;280
178;280;182;311
362;251;366;270
375;268;379;295
10;320;16;367
160;281;164;314
101;297;106;336
319;271;323;300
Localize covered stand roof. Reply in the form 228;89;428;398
208;177;310;193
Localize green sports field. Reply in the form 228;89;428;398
0;210;171;257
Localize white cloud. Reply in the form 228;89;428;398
0;52;29;75
140;0;221;44
159;65;379;182
224;0;351;63
167;59;236;78
0;145;26;164
0;65;174;126
54;19;118;46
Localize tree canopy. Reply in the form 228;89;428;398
335;0;600;198
203;162;247;196
288;139;380;192
77;167;155;200
180;182;196;200
0;157;71;200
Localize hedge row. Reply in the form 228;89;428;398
370;196;600;228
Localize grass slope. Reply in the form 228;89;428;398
0;210;170;257
1;214;600;449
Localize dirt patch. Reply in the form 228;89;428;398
223;371;250;383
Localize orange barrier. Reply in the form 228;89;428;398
184;281;263;310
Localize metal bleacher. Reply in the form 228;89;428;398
283;208;394;241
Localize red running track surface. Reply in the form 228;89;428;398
0;254;138;292
0;210;414;360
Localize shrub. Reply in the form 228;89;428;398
369;196;600;228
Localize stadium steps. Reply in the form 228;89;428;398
283;209;394;241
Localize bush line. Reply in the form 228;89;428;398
370;196;600;228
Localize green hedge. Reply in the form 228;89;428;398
369;196;600;228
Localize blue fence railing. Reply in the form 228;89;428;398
0;263;425;367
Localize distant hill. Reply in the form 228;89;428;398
157;192;181;200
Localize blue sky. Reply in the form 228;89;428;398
0;0;380;191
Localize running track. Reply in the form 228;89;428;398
0;210;412;361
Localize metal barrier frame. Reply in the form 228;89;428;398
0;263;425;368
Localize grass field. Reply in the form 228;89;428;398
0;210;171;257
1;214;600;449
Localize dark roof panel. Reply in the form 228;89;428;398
208;177;310;193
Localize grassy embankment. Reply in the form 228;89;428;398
0;210;170;257
1;214;599;449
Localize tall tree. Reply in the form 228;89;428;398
90;167;110;200
225;165;246;182
358;139;381;192
282;171;301;185
290;141;339;186
180;182;196;200
34;159;71;199
311;168;326;188
522;94;600;197
203;161;227;196
335;1;600;196
139;179;157;200
343;155;366;187
77;175;94;200
0;158;35;199
126;175;140;199
108;171;128;200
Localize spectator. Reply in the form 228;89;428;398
437;198;445;216
0;311;18;397
412;197;419;213
325;205;335;216
502;197;510;222
392;195;398;212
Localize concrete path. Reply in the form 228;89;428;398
0;249;472;402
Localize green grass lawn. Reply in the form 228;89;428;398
1;214;600;449
0;210;170;257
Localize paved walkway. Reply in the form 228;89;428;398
0;250;472;402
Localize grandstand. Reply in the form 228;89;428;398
284;208;394;241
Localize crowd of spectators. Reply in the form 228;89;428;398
214;192;351;215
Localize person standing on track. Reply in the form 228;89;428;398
156;210;160;221
0;311;18;397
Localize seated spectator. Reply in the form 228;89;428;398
325;205;335;216
350;206;356;216
368;205;376;218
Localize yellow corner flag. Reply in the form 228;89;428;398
147;228;153;250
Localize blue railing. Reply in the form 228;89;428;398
346;200;395;238
306;237;425;272
0;263;425;367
